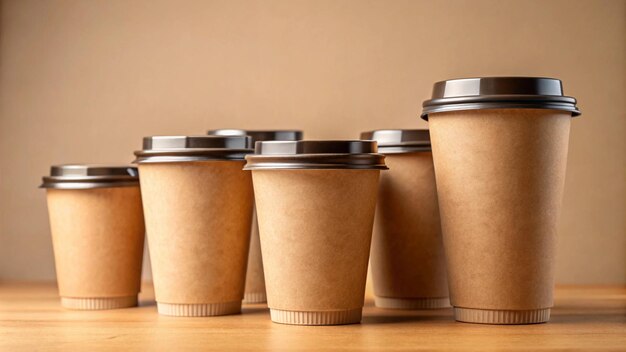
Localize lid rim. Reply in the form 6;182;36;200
423;94;577;106
244;151;387;170
40;181;140;190
134;149;252;156
43;175;138;182
244;165;388;170
420;77;581;120
378;141;431;146
207;129;303;142
377;146;432;154
360;129;431;149
421;103;581;120
48;165;138;176
253;140;379;154
133;149;251;163
133;156;249;164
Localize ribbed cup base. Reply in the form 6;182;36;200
375;296;451;310
61;296;138;310
454;307;551;325
243;292;267;304
157;301;241;317
270;308;362;325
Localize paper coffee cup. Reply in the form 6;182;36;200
421;77;581;324
244;140;387;325
208;129;303;303
134;135;254;316
361;130;449;309
41;165;145;310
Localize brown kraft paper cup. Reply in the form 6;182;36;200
139;161;253;316
46;187;145;310
371;152;450;309
207;129;303;306
253;169;380;325
243;205;267;303
429;109;572;324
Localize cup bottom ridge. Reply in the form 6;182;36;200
269;307;362;325
157;301;242;317
61;295;138;310
453;306;551;324
243;291;267;304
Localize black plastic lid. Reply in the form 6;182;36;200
421;77;581;120
244;140;387;170
134;135;253;163
41;165;139;189
207;129;303;142
360;129;430;153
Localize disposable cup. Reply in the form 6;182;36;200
421;77;580;324
244;140;386;325
362;130;449;309
42;165;145;310
208;129;303;303
134;135;254;316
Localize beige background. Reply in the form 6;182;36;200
0;0;624;284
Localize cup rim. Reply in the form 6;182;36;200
360;129;432;154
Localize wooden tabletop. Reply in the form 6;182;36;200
0;283;624;351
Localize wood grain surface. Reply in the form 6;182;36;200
0;283;624;351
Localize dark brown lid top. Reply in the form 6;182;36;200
41;164;139;189
244;140;387;170
207;129;303;142
421;77;581;120
360;129;431;153
134;135;253;163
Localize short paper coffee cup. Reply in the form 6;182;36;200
360;129;449;310
134;135;255;317
208;129;304;304
245;140;386;325
41;165;145;310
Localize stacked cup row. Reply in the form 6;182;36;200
41;76;580;325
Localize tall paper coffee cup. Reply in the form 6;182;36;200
245;140;387;325
422;77;580;324
42;165;145;310
134;136;254;316
208;129;303;303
